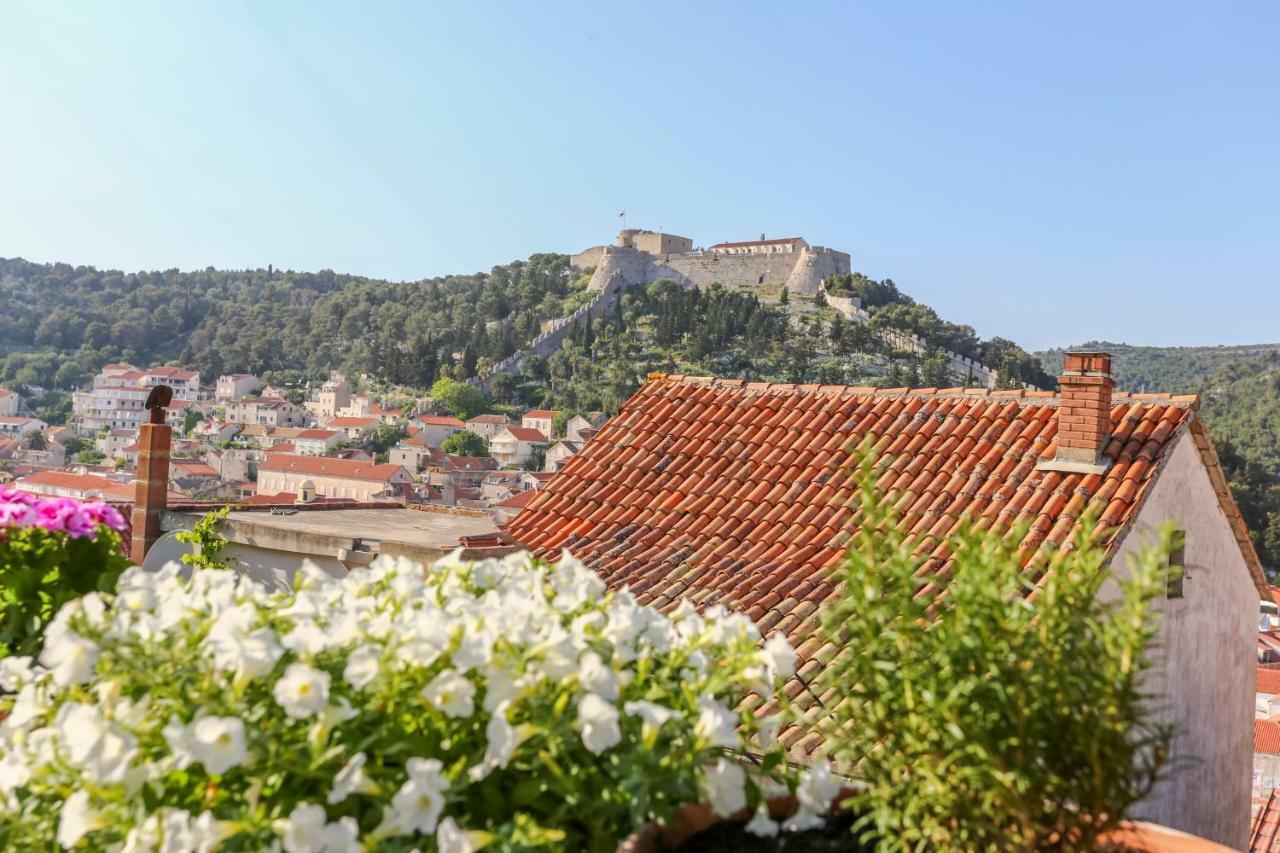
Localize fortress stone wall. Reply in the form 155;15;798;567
576;231;851;298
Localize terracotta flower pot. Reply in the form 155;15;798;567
616;791;1234;853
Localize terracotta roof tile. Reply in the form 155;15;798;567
506;374;1267;759
1259;720;1280;756
1254;787;1280;852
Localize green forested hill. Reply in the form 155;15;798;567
1041;341;1280;573
0;256;1049;408
1036;341;1280;393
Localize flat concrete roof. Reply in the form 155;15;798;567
162;506;499;563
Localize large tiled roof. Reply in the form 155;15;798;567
1259;720;1280;755
1261;669;1280;696
507;374;1265;755
259;454;407;482
1254;788;1280;852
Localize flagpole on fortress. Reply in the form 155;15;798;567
619;209;626;231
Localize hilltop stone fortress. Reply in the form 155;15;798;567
571;229;851;296
476;228;996;388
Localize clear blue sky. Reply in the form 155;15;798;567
2;2;1276;351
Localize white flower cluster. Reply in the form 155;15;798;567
0;550;824;849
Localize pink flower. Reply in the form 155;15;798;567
0;492;124;539
81;502;127;534
0;501;36;528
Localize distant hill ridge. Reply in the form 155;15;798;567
1037;341;1280;394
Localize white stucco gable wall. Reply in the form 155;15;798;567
1107;428;1256;848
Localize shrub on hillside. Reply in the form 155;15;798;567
0;551;814;850
798;456;1177;851
0;489;128;658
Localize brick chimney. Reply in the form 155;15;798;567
130;386;173;563
1040;352;1114;474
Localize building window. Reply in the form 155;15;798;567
1167;535;1186;599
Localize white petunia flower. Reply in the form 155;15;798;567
282;621;330;657
422;669;475;718
794;760;840;816
576;693;621;754
762;632;797;681
624;700;680;741
701;758;747;818
0;655;35;692
782;808;825;832
343;644;382;690
0;751;31;796
39;629;99;686
328;752;378;804
55;702;136;784
190;715;247;775
281;803;359;853
388;757;449;835
437;816;491;853
468;704;530;781
745;804;780;837
163;717;196;770
273;663;331;719
577;651;619;700
694;697;738;748
57;790;104;849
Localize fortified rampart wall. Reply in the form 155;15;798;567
582;245;851;297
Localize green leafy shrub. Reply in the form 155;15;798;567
0;489;129;657
799;456;1177;851
173;505;232;571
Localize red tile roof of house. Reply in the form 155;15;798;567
171;461;219;479
258;454;407;482
709;236;804;249
1253;788;1280;852
329;417;377;428
501;427;548;443
1259;720;1280;755
0;388;15;398
468;414;515;425
523;409;558;419
296;429;338;440
265;443;296;454
497;489;538;509
507;374;1266;756
417;415;466;428
146;366;199;380
440;454;498;472
15;470;185;503
1261;670;1280;696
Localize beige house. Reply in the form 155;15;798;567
215;374;259;401
490;427;548;468
0;388;20;417
565;413;605;442
294;428;341;456
389;437;442;472
465;413;516;442
305;375;350;422
413;415;465;447
328;417;378;441
544;440;582;472
0;416;47;439
256;454;411;502
225;397;307;427
520;409;557;437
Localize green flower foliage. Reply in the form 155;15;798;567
0;517;129;658
800;452;1177;851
